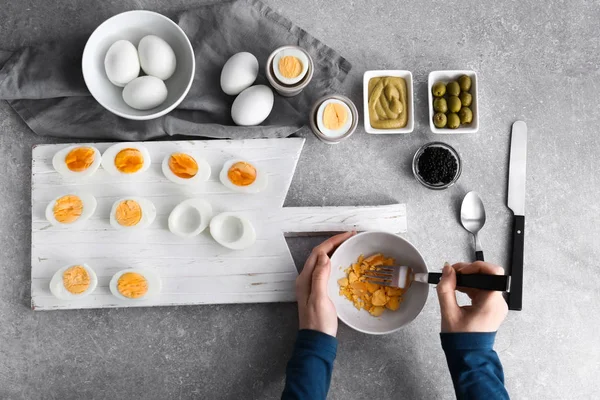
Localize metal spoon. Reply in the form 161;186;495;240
460;191;486;261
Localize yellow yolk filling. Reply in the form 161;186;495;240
53;195;83;223
323;103;348;131
117;272;148;299
169;153;198;179
63;265;90;294
114;148;144;173
65;147;95;172
278;56;303;79
227;162;257;186
115;200;142;227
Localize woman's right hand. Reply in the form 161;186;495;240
436;261;509;333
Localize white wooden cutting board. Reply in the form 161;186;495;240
31;138;407;311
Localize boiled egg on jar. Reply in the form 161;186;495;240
122;76;168;110
109;197;156;230
104;40;140;87
102;143;151;176
168;199;212;238
137;35;177;81
52;145;102;179
316;99;353;138
220;52;258;95
219;160;268;194
162;153;211;185
45;194;97;227
210;212;256;250
231;85;274;126
50;264;98;300
273;48;309;86
109;269;161;301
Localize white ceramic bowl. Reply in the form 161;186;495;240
363;70;414;134
428;70;479;134
82;10;195;120
328;232;429;335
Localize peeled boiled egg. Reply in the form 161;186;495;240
210;212;256;250
104;40;140;87
122;76;168;110
316;99;353;138
137;35;177;80
109;197;156;230
101;143;151;176
161;153;211;185
45;194;97;227
50;264;98;300
109;269;161;301
219;159;268;194
168;199;212;238
52;145;101;179
273;48;309;86
220;52;259;95
231;85;274;126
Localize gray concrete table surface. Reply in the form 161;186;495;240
1;0;598;399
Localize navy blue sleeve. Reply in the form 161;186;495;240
281;329;337;400
441;332;509;400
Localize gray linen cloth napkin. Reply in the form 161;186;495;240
0;0;351;140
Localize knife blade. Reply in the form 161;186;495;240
507;121;527;311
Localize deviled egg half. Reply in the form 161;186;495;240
273;48;309;86
109;269;161;301
316;99;353;138
162;152;211;185
219;160;268;194
109;197;156;230
102;143;151;176
168;199;213;238
209;212;256;250
52;145;102;179
45;194;97;227
50;264;98;300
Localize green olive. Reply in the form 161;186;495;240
433;97;448;113
447;113;460;129
433;112;447;128
458;107;473;124
448;96;461;113
432;82;446;97
458;75;472;92
446;81;460;96
459;91;472;107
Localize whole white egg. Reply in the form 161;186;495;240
219;159;268;194
220;52;259;95
161;152;211;185
316;99;353;138
272;48;309;86
104;40;140;87
101;142;151;176
122;76;168;110
49;263;98;300
231;85;274;126
52;145;102;179
45;193;97;227
137;35;177;80
109;197;156;230
209;212;256;250
168;198;213;238
109;269;161;301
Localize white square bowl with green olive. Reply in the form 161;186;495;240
428;70;479;134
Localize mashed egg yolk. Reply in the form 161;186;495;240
227;162;257;186
63;265;90;294
323;103;348;131
115;148;144;173
117;272;148;298
53;195;83;223
115;200;142;227
169;153;198;179
65;147;95;172
278;56;303;79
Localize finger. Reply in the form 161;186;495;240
456;261;505;276
311;254;331;298
296;251;319;305
314;231;356;256
436;264;460;320
452;262;470;272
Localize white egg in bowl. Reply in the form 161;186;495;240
45;194;97;227
168;199;213;238
50;264;98;300
101;142;151;176
52;145;102;179
316;99;353;139
161;152;211;185
219;160;268;194
109;269;161;301
109;197;156;230
210;212;256;250
273;48;310;86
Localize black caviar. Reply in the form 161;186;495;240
417;146;458;185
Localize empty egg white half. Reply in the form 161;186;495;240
52;145;102;179
161;152;211;185
209;212;256;250
109;197;156;230
109;268;161;301
101;142;151;176
49;263;98;300
316;99;353;138
273;48;309;85
219;159;268;194
137;35;177;81
45;193;97;227
104;40;140;87
168;198;213;238
122;76;168;110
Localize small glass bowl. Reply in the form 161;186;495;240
412;142;462;190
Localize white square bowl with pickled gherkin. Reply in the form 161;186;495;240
428;70;479;134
